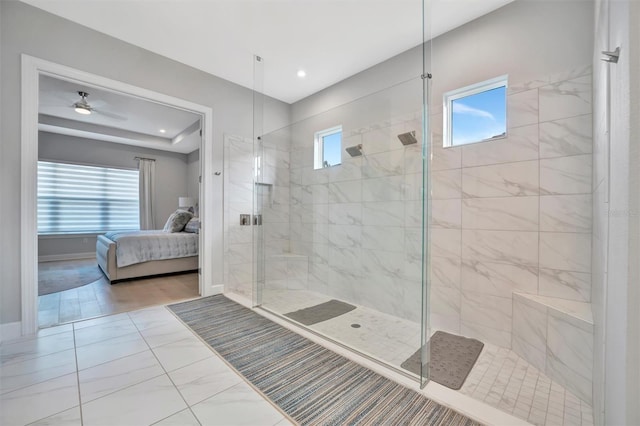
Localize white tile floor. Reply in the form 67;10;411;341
261;289;594;426
0;306;291;426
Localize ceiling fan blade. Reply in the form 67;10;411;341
94;109;128;121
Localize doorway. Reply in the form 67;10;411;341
21;55;220;334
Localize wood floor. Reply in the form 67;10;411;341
38;259;199;328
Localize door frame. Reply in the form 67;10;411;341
21;55;219;334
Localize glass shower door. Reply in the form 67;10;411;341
250;0;433;388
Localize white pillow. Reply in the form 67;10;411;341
163;210;193;233
184;217;200;234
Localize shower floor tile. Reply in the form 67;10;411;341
260;288;594;426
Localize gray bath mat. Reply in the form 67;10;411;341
401;331;484;390
284;299;356;325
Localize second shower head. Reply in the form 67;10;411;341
345;144;363;157
397;131;418;145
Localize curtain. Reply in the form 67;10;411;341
138;159;156;230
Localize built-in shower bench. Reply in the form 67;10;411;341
265;253;309;290
512;292;593;404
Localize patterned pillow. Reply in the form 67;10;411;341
184;217;200;234
163;210;193;233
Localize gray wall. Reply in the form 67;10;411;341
187;149;201;207
37;132;192;259
0;1;290;325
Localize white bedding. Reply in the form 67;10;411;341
104;230;198;268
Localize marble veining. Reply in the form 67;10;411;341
538;269;591;303
461;230;538;267
539;232;591;273
431;256;462;289
431;199;462;229
461;260;538;298
507;88;539;129
539;114;592;158
461;124;538;168
462;161;538;198
362;201;405;227
362;176;404;202
362;150;405;178
432;169;462;199
462;197;538;231
512;298;547;366
539;75;592;123
540;195;592;233
461;291;513;332
540;155;592;195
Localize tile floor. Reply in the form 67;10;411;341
261;288;594;426
0;305;291;426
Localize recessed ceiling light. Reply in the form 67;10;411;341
297;69;306;78
159;129;166;133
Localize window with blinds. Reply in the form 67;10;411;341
38;161;140;234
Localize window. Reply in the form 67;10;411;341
314;125;342;169
443;75;508;147
38;161;140;234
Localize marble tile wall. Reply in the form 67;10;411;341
286;113;424;323
430;68;594;349
223;134;256;298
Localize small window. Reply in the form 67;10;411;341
443;75;508;147
314;125;342;169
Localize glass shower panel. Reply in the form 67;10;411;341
420;0;433;388
253;55;265;308
258;76;427;376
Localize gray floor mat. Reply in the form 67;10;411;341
400;331;484;390
284;299;356;325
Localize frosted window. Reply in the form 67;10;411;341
38;161;140;234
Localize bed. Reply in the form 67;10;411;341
97;213;200;283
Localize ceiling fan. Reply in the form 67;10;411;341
71;91;126;120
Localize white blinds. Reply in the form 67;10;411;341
38;161;140;234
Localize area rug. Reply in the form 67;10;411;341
38;262;105;295
400;331;484;390
169;295;483;425
284;299;356;325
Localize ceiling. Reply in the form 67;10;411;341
39;74;202;154
22;0;514;104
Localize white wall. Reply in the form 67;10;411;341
592;0;640;424
0;1;290;325
37;131;192;259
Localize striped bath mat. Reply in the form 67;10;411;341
169;295;482;425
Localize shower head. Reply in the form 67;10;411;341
345;144;363;157
397;131;418;145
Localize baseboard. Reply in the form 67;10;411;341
210;284;224;295
0;321;22;343
38;252;96;263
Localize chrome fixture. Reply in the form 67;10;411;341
601;47;620;63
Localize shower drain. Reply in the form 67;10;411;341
351;323;361;328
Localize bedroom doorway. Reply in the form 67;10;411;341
21;56;221;334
